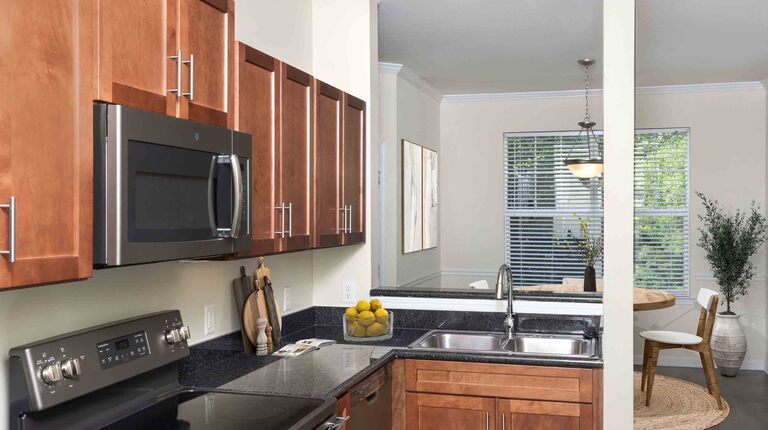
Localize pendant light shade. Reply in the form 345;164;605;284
564;59;603;179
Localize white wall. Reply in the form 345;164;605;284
440;86;768;368
0;2;377;428
378;65;442;286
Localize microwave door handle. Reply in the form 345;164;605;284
229;154;243;238
207;156;218;236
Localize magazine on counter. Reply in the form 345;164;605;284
272;338;337;357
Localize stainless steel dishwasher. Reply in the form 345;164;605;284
348;363;392;429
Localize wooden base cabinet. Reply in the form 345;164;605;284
497;399;593;430
0;0;95;288
397;359;601;430
407;393;495;430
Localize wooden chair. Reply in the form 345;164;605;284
639;288;723;409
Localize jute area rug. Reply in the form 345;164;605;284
633;372;729;429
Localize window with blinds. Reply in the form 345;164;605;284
634;129;690;292
504;132;604;286
504;128;689;292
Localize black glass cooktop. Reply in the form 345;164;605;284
101;391;333;430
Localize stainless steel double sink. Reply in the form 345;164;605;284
408;330;597;358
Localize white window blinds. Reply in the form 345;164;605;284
634;129;690;292
504;132;604;286
504;129;689;292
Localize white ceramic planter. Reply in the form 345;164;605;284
710;313;747;377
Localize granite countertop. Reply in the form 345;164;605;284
370;285;603;303
181;318;603;400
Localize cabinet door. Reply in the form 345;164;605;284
342;94;366;245
95;0;175;116
278;64;313;252
0;0;93;288
497;399;593;430
179;0;233;127
233;44;281;256
406;393;494;430
313;81;343;248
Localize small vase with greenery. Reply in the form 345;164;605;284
697;192;767;314
566;216;604;292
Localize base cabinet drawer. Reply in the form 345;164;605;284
405;359;593;403
406;393;495;430
497;399;593;430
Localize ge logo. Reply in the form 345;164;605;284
194;132;200;141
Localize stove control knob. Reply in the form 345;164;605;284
178;325;191;341
165;329;182;345
61;358;81;379
40;363;63;385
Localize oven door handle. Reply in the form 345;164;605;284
207;156;218;237
229;154;243;238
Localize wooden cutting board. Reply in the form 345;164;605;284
232;266;256;354
242;289;262;348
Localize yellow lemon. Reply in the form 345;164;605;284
355;300;371;313
366;322;386;337
374;308;389;322
345;307;358;318
370;299;383;311
358;310;375;327
350;321;366;337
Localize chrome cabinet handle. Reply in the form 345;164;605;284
286;202;293;238
275;203;285;237
229;155;242;238
501;413;506;430
182;53;194;101
347;205;353;233
168;49;182;96
485;411;489;430
0;196;15;263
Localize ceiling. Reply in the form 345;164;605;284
378;0;768;94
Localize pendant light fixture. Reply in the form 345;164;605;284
564;58;603;178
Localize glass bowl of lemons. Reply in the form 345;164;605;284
343;299;393;342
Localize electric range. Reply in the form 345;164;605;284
8;310;345;430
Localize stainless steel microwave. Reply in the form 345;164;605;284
94;104;251;267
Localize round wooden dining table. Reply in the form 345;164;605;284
633;287;676;311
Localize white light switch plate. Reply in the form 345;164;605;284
283;286;292;312
204;305;215;336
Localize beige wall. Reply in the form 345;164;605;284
0;1;376;428
440;86;768;368
379;67;442;286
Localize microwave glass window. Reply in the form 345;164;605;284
127;140;233;242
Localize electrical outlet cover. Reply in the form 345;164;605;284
342;280;357;304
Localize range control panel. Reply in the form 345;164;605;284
8;310;190;412
97;331;150;369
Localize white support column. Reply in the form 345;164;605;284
603;0;635;428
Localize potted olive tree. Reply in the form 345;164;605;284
697;192;767;376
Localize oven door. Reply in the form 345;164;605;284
96;104;250;266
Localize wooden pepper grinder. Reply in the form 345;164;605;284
256;318;268;356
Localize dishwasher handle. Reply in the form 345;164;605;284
316;416;349;430
349;367;388;405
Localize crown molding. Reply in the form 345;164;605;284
442;81;765;103
378;62;444;102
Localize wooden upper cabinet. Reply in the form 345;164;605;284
342;94;366;245
313;81;343;248
497;399;593;430
233;43;281;256
0;0;94;288
278;64;314;252
95;0;233;128
95;0;173;116
178;0;233;128
406;393;495;430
